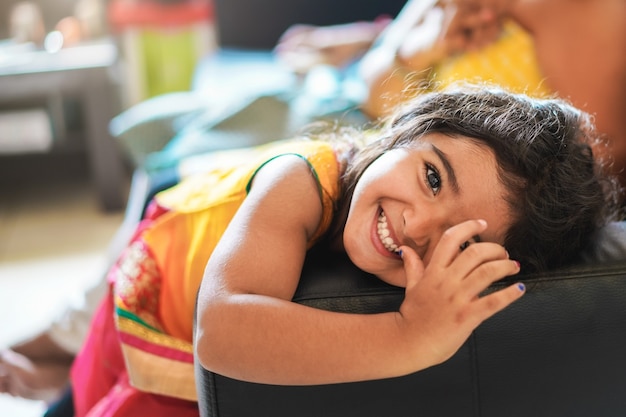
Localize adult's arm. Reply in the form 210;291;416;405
358;0;507;119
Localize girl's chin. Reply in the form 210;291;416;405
348;255;406;288
373;271;407;288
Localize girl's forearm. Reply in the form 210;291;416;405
195;293;436;385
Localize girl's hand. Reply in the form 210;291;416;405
397;219;523;364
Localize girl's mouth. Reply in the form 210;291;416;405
377;209;400;253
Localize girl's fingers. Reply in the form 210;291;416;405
458;258;521;300
451;240;511;277
465;281;526;327
428;219;489;268
398;245;425;290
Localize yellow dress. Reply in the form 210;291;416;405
109;139;341;401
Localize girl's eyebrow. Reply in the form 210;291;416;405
431;144;459;194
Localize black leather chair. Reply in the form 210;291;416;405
196;222;626;417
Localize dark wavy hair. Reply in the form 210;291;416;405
326;85;622;273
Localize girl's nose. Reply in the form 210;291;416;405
402;208;446;253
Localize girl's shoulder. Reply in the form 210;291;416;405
155;139;341;213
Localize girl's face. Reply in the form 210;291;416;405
342;132;514;287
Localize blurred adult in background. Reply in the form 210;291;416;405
277;0;626;189
357;0;626;190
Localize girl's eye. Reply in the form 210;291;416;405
425;164;441;195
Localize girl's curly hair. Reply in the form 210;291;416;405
329;85;622;273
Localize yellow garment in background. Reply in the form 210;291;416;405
433;21;551;97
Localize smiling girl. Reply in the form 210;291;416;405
70;85;620;417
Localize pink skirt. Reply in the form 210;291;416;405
70;286;199;417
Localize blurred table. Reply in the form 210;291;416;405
0;39;127;211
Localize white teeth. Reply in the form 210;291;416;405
377;211;399;253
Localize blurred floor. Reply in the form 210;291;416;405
0;152;128;415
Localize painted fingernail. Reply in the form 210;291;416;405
513;260;521;269
397;249;403;258
518;283;526;292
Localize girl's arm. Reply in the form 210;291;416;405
195;154;524;385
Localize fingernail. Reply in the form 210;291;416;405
518;283;526;292
397;249;403;258
513;260;521;269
